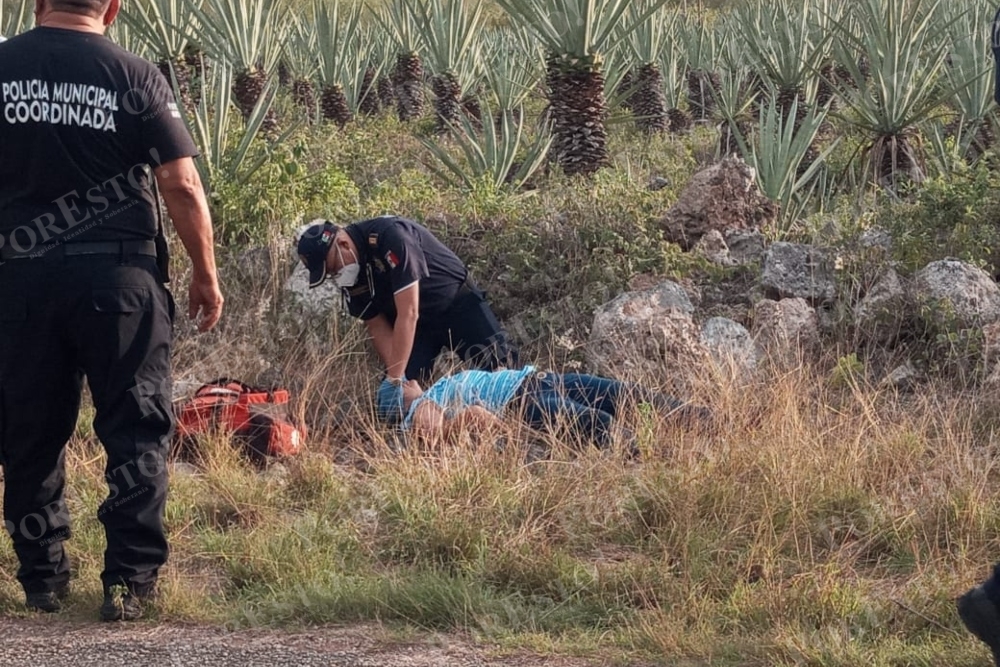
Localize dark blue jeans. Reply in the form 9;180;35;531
511;372;683;448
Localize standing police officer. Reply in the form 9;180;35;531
0;0;223;621
297;216;517;384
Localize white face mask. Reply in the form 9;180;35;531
333;246;361;287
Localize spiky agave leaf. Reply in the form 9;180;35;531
176;60;298;191
658;26;691;133
681;17;725;120
482;27;544;113
626;2;678;133
725;96;839;233
420;103;552;193
831;0;953;189
283;11;321;120
411;0;485;133
737;0;831;126
375;0;427;121
194;0;292;124
941;3;994;158
494;0;670;176
315;0;366;127
0;0;31;36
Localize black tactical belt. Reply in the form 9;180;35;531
0;239;157;260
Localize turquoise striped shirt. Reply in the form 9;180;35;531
402;365;536;429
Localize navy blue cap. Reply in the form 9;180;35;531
296;221;338;288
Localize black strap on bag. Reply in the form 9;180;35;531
151;175;171;284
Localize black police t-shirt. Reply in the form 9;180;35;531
0;27;198;248
343;216;468;322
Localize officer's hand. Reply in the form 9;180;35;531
189;277;223;331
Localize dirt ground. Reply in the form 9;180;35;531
0;617;649;667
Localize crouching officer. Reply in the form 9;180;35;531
297;216;518;383
0;0;223;620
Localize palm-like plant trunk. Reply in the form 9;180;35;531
392;52;424;121
617;69;635;110
874;132;924;187
321;84;353;128
687;68;719;120
546;54;608;176
667;107;692;134
292;78;317;116
461;94;483;130
234;67;279;134
633;63;667;133
432;71;462;133
359;67;380;116
776;85;806;128
377;75;395;110
156;56;193;109
817;63;837;108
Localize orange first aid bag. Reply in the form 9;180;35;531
174;378;304;463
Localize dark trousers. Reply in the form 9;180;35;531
511;372;684;448
0;254;174;595
406;285;518;382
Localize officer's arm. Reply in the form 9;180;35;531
364;314;395;369
386;285;419;381
154;158;223;330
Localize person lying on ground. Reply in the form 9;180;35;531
374;365;711;450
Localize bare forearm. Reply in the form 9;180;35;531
164;190;215;280
155;160;216;281
366;316;395;368
388;313;417;379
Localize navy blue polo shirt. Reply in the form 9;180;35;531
341;216;468;322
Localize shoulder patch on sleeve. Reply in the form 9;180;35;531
386;250;399;269
368;233;379;247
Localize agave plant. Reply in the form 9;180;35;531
941;2;996;160
831;0;952;190
193;0;292;132
411;0;486;134
1;0;31;36
283;10;320;120
625;2;676;133
493;0;669;176
119;0;204;106
421;104;552;193
482;27;544;127
681;15;724;121
315;0;364;128
180;61;297;190
367;27;398;112
710;65;759;158
375;0;427;122
737;0;831;125
725;96;839;233
659;40;691;134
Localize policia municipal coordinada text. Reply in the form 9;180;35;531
2;79;120;131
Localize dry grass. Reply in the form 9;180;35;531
0;257;995;666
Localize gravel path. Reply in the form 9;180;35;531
0;618;619;667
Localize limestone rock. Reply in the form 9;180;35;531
761;242;837;305
657;157;778;250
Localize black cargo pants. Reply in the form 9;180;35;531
0;251;174;595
